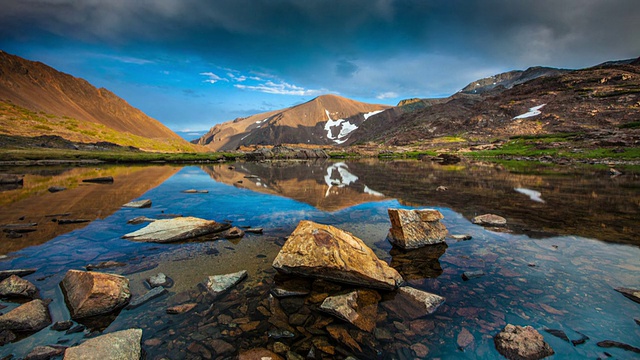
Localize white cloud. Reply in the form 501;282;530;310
199;72;228;84
235;80;325;96
376;91;399;99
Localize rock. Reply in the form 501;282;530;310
0;269;36;281
0;329;16;345
122;199;152;208
125;286;167;309
166;303;197;314
126;216;156;225
238;348;283;360
411;343;430;358
65;324;85;334
182;189;209;193
273;341;289;354
85;261;126;271
597;340;640;353
82;176;113;184
25;345;65;360
122;216;230;243
272;220;403;291
319;289;380;332
271;287;310;298
615;287;640;304
0;275;39;299
147;273;172;288
221;226;245;239
635;318;640;326
0;174;23;184
48;186;66;193
462;270;485;281
57;219;90;225
390;243;446;280
60;270;131;319
245;227;264;234
387;208;448;249
494;324;554;360
63;328;142;360
451;234;472;241
326;324;362;352
0;299;51;332
472;214;507;227
436;186;448;191
381;286;445;320
201;270;247;298
543;329;569;343
206;339;235;356
457;327;475;349
51;320;73;331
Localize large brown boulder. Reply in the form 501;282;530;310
272;220;403;290
60;270;131;319
122;216;230;243
0;275;39;299
494;324;554;360
0;299;51;332
63;328;142;360
388;209;448;249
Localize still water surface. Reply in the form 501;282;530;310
1;160;639;359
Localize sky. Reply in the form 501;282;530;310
1;0;638;138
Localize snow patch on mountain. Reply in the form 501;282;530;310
324;109;359;144
364;110;384;120
513;104;546;119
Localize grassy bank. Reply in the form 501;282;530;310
0;148;242;163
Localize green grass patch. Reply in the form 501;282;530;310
0;148;244;163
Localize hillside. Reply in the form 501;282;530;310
194;94;389;151
347;59;640;147
0;51;198;152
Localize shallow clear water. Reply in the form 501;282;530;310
1;160;639;359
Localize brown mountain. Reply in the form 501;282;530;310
347;58;640;146
194;94;389;151
0;50;197;152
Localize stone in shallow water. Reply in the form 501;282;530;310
272;220;403;291
0;269;36;281
0;299;51;332
381;286;445;320
0;275;39;299
472;214;507;227
319;289;380;332
25;345;65;360
63;328;142;360
126;216;156;225
166;303;197;314
60;270;130;319
126;286;167;309
387;208;448;249
462;270;485;281
122;199;152;208
201;270;247;297
122;216;230;243
615;287;640;304
494;324;554;360
238;348;283;360
146;272;172;288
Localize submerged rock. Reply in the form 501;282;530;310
387;208;448;249
63;328;142;360
494;324;554;360
221;226;245;239
122;199;152;208
126;216;156;225
126;286;167;310
597;340;640;353
0;269;37;281
462;270;485;281
166;303;197;314
238;348;283;360
60;270;131;319
382;286;445;320
319;289;380;332
146;272;172;288
0;275;39;299
0;299;51;332
472;214;507;227
202;270;247;298
615;287;640;304
272;220;403;291
122;216;230;243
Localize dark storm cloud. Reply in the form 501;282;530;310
1;0;638;97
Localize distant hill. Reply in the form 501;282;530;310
193;94;389;151
346;58;640;146
0;50;198;152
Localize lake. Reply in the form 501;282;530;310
1;159;639;359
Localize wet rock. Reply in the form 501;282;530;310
0;275;39;299
387;208;447;249
166;303;197;314
245;227;264;234
85;261;126;271
122;216;230;243
411;343;429;358
126;286;167;309
267;328;295;339
82;176;113;184
326;324;362;352
271;287;310;298
206;339;235;356
63;328;142;360
48;186;66;193
381;286;445;320
60;270;131;319
319;289;380;332
597;340;640;353
65;324;85;334
373;327;393;342
462;270;485;281
273;341;290;354
615;287;640;304
201;270;247;298
544;329;569;343
451;234;472;241
494;324;554;360
51;320;73;331
221;226;245;239
122;199;152;208
635;318;640;326
272;220;403;291
238;348;284;360
457;327;475;349
0;329;16;345
182;189;209;193
25;345;65;360
472;214;507;227
0;299;51;332
146;272;173;288
390;243;446;280
57;219;90;225
126;216;156;225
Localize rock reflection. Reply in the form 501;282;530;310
389;243;448;281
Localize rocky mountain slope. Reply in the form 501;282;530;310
347;58;640;146
194;94;389;151
0;51;197;152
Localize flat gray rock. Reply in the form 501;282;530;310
63;328;142;360
472;214;507;226
122;199;152;208
122;216;230;243
202;270;247;297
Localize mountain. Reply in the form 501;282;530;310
347;58;640;146
194;94;389;151
0;50;197;152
